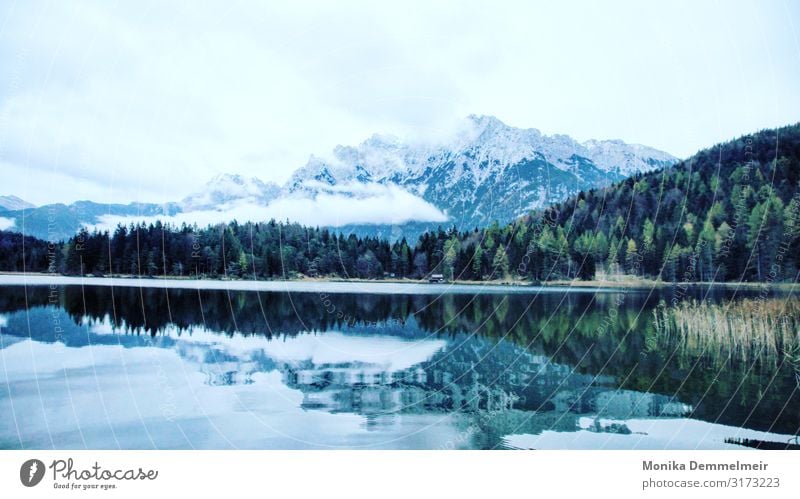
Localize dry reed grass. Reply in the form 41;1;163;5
653;297;800;365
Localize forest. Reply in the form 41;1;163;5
1;123;798;283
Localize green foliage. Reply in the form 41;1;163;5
491;246;509;279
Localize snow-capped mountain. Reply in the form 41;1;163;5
2;115;678;241
180;173;280;211
0;195;35;211
286;115;677;230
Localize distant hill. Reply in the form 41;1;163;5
0;201;180;242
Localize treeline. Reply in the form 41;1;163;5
531;123;800;282
1;123;798;282
1;221;399;279
0;220;549;280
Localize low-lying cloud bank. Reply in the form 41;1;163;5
91;183;448;232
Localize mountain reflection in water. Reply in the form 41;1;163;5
0;284;797;449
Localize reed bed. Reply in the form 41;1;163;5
653;297;800;366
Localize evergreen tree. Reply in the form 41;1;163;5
491;246;509;279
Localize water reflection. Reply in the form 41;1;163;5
0;284;797;449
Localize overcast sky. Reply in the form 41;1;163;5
1;0;799;205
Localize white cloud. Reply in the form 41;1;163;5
0;217;16;230
91;183;448;230
268;184;450;226
85;318;446;373
214;330;446;373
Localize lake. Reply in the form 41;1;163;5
1;280;798;449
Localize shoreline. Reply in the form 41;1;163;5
0;272;795;294
0;273;616;295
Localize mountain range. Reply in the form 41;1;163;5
0;115;677;241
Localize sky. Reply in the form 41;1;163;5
1;0;799;206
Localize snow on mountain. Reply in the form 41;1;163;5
582;138;677;177
180;174;280;211
0;195;36;211
285;115;678;230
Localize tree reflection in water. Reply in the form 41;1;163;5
0;284;797;448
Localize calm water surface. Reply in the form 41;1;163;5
0;282;797;449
